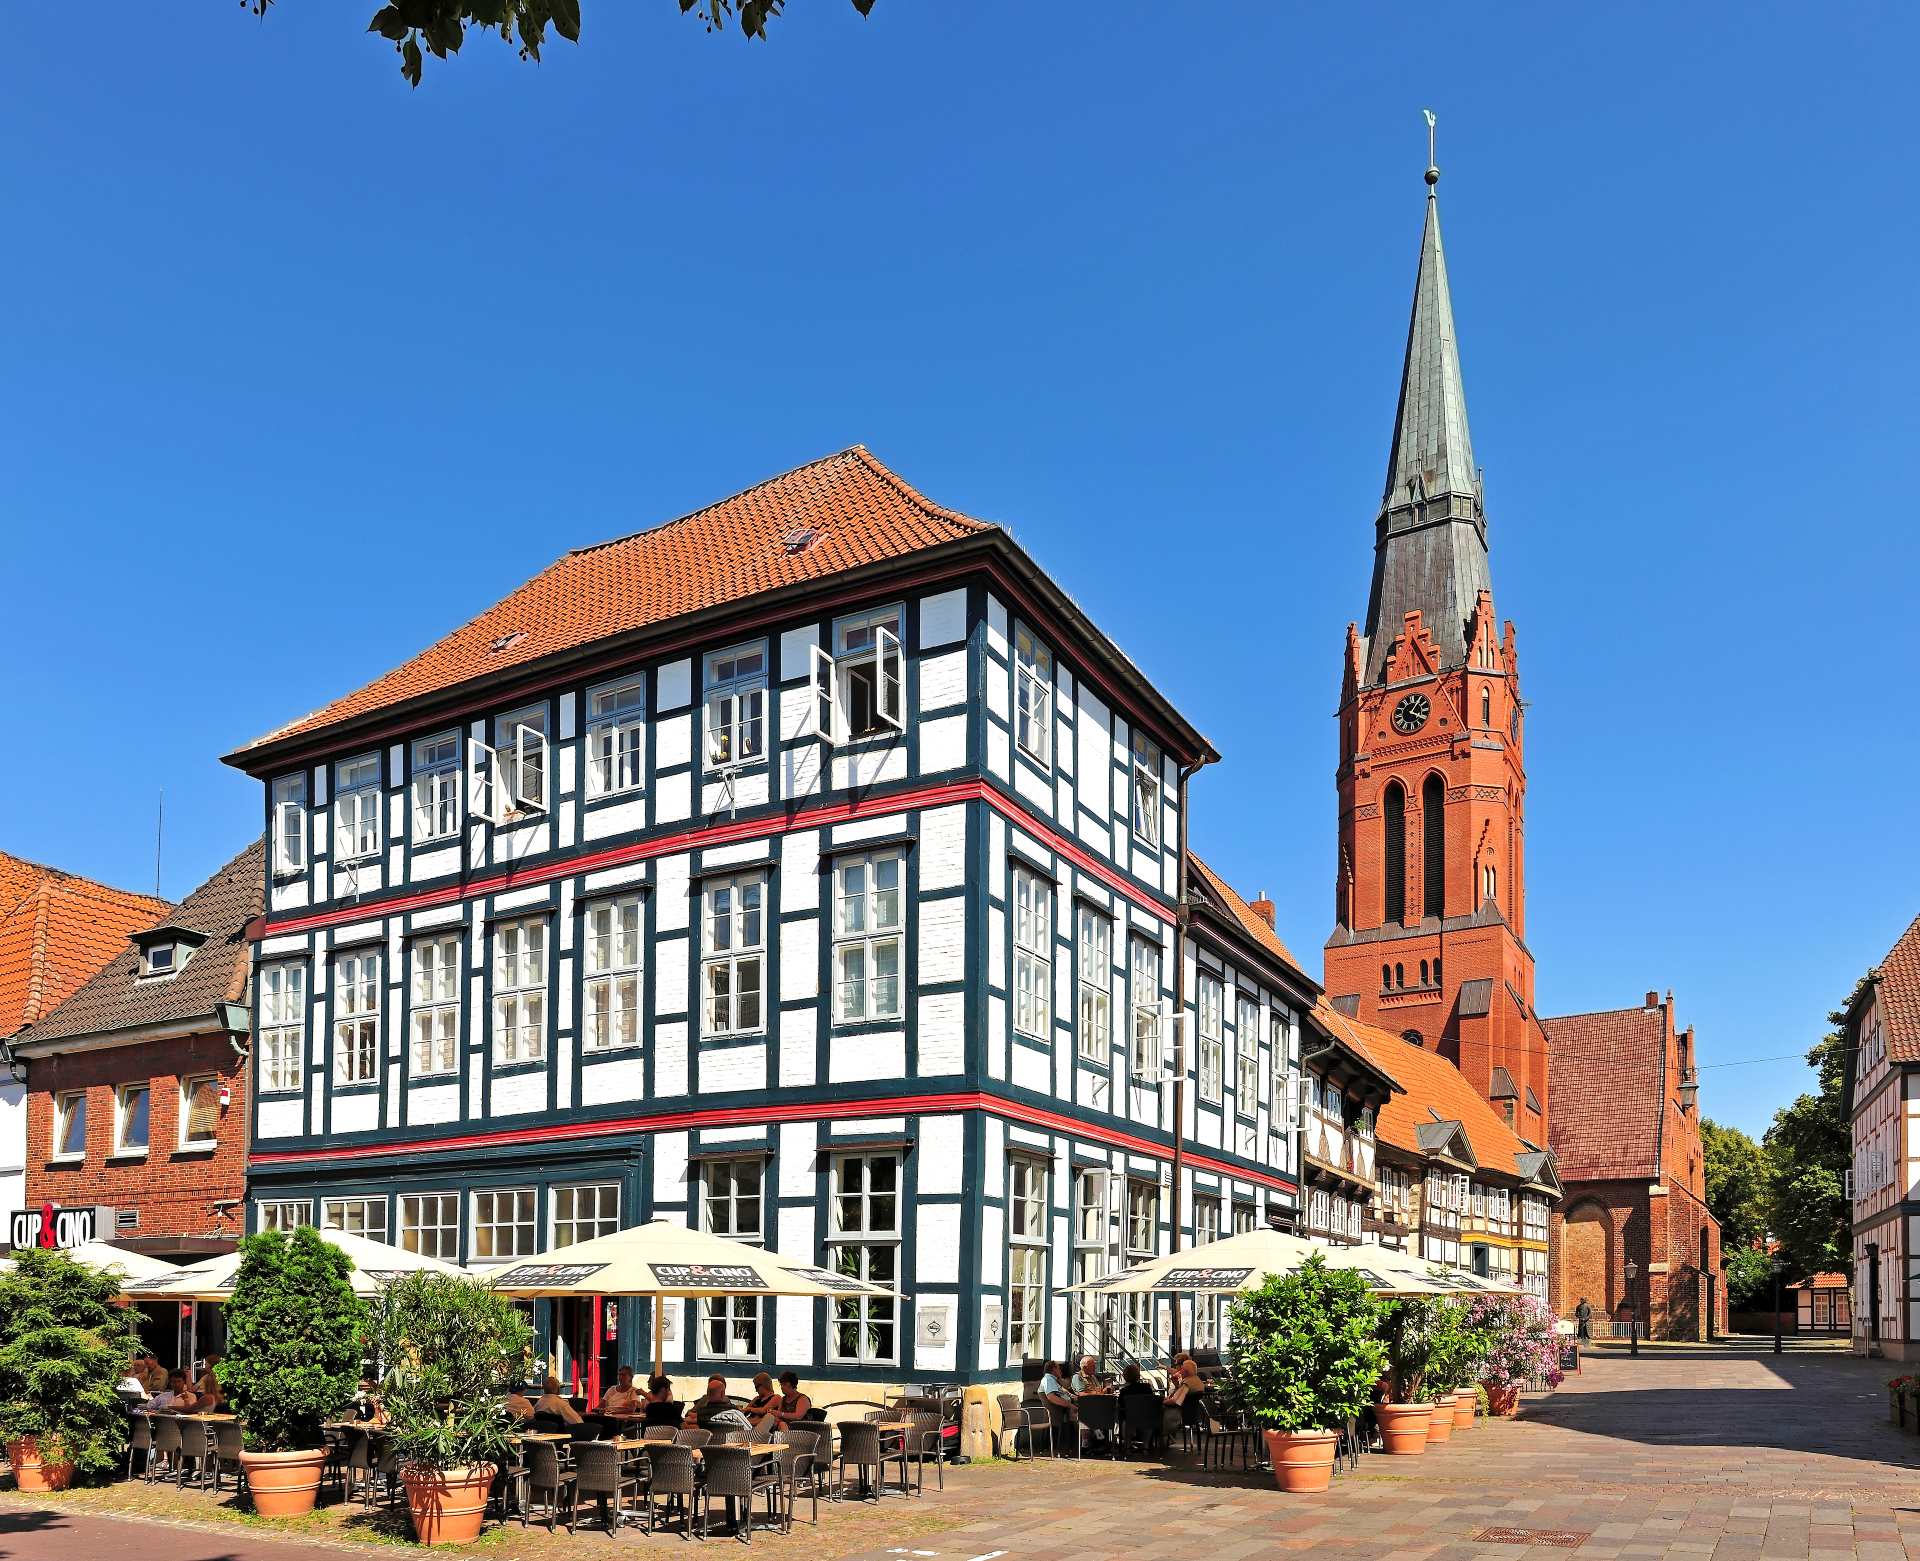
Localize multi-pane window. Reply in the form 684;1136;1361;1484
1196;974;1224;1101
585;677;646;798
1075;905;1112;1063
1192;1195;1222;1345
333;754;381;862
1008;1157;1048;1360
583;896;643;1052
1130;938;1162;1076
552;1183;620;1247
472;1188;538;1262
399;1192;460;1261
1126;1180;1159;1255
411;733;460;842
832;853;903;1025
113;1083;149;1155
701;1160;764;1241
333;951;380;1086
52;1091;86;1159
701;875;765;1036
257;1200;313;1232
322;1197;388;1241
1234;996;1260;1115
1232;1202;1257;1236
1014;626;1053;764
1070;1167;1108;1353
259;962;307;1094
1131;730;1162;847
704;643;767;768
272;773;308;873
814;606;905;742
702;1291;761;1360
1522;1194;1548;1241
1194;1195;1220;1246
179;1074;219;1150
1012;866;1052;1039
409;935;460;1076
491;918;547;1064
496;707;549;813
828;1154;899;1365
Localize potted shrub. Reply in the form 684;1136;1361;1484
1225;1255;1386;1492
224;1226;367;1516
1412;1299;1470;1444
0;1246;142;1490
1376;1298;1444;1453
1469;1293;1565;1417
368;1270;532;1545
1888;1375;1917;1430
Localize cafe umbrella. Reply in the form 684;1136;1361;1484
488;1219;901;1377
0;1239;176;1289
1061;1227;1467;1301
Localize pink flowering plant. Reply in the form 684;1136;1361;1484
1465;1293;1565;1391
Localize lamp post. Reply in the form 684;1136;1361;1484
1625;1258;1640;1356
1773;1256;1785;1355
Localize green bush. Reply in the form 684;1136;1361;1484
367;1270;533;1474
224;1227;368;1452
1418;1299;1477;1397
1224;1255;1387;1433
1380;1297;1451;1403
0;1246;143;1482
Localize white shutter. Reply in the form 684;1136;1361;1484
469;740;506;824
807;644;840;744
512;724;548;810
274;801;307;872
1845;1166;1855;1202
875;626;905;731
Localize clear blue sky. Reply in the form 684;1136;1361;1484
3;4;1913;1138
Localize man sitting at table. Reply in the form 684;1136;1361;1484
503;1385;537;1422
1071;1356;1109;1395
752;1371;812;1433
597;1365;641;1417
1037;1361;1078;1448
534;1375;584;1425
148;1372;199;1413
684;1375;750;1432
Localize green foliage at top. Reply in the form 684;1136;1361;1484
1417;1298;1479;1397
1764;1020;1851;1282
1700;1118;1772;1252
1223;1255;1386;1433
1723;1244;1778;1310
367;1270;534;1473
0;1246;143;1481
224;1227;369;1453
250;0;878;88
1379;1297;1453;1404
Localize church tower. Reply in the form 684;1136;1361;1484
1323;145;1550;1146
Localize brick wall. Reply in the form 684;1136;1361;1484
23;1030;249;1242
1552;1175;1725;1340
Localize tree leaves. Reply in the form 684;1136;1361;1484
1761;1012;1852;1282
1224;1256;1386;1433
224;1228;368;1453
0;1248;144;1481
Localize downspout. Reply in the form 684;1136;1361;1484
1167;756;1203;1359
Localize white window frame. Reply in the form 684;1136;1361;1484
257;1199;313;1233
398;1191;461;1261
272;773;308;874
1196;974;1224;1102
1125;1179;1159;1257
810;606;906;744
51;1089;86;1161
1232;1201;1257;1236
701;874;766;1037
1234;996;1260;1117
333;950;380;1087
259;962;307;1095
332;754;381;863
583;895;643;1053
1014;626;1053;765
1075;904;1112;1063
410;733;461;842
1130;938;1162;1078
832;851;904;1025
178;1073;219;1151
1131;730;1162;848
698;1158;766;1360
471;1186;538;1264
552;1182;620;1247
1008;1156;1048;1361
827;1153;900;1366
491;917;548;1065
703;643;768;770
585;677;647;799
496;707;549;814
409;934;461;1077
321;1197;389;1241
1012;865;1053;1040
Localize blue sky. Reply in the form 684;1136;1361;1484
3;4;1913;1137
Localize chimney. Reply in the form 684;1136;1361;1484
1249;890;1276;930
1644;990;1659;1009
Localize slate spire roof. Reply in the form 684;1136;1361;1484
1361;168;1494;685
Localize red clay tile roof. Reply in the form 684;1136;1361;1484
0;852;168;1038
1542;1004;1667;1180
1188;856;1312;985
16;841;263;1048
1873;912;1920;1063
233;448;994;757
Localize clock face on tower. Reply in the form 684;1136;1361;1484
1391;692;1431;734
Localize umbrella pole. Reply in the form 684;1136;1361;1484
652;1299;665;1379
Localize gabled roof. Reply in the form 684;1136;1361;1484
1866;912;1920;1063
1542;1003;1669;1180
0;852;167;1038
14;841;264;1050
1187;857;1314;989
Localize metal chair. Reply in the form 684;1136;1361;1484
835;1418;906;1501
640;1442;696;1540
210;1421;247;1494
699;1443;780;1542
571;1440;639;1534
994;1394;1045;1460
371;1434;404;1506
901;1409;945;1492
125;1414;152;1481
147;1414;182;1481
176;1419;214;1488
522;1439;577;1532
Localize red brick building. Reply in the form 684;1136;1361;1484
1321;160;1550;1148
1545;992;1724;1340
13;841;262;1274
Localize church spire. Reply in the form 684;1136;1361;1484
1360;113;1492;686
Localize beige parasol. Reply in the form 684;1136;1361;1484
1063;1227;1466;1299
120;1227;467;1303
1;1239;178;1291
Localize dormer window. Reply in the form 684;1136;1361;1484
144;943;177;976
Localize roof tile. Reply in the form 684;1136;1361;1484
1874;912;1920;1063
0;853;167;1038
1542;1004;1668;1180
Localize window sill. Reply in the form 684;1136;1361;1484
335;852;380;867
490;1059;549;1077
332;1082;382;1096
412;832;461;849
582;788;646;808
46;1154;85;1167
271;866;308;883
578;1044;644;1062
107;1150;149;1164
173;1143;218;1158
698;1031;768;1050
828;1017;906;1037
258;1086;304;1098
407;1071;461;1084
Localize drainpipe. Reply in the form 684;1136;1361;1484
1166;756;1208;1360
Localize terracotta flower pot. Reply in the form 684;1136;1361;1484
1375;1401;1432;1455
401;1462;496;1547
239;1447;329;1518
1452;1387;1477;1428
1262;1428;1339;1493
1423;1402;1456;1443
7;1437;74;1493
1484;1381;1521;1417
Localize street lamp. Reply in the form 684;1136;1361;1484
1625;1258;1640;1356
1773;1256;1786;1355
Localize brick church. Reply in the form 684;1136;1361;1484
1320;150;1722;1338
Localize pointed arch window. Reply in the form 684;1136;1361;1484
1383;782;1406;925
1421;774;1445;918
1480;687;1491;726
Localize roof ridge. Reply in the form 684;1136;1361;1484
1542;1004;1664;1023
21;884;51;1025
0;849;168;910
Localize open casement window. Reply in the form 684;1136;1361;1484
468;739;509;825
271;773;308;873
495;710;548;814
814;608;907;744
1131;730;1163;848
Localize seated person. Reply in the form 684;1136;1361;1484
1116;1362;1160;1411
742;1371;780;1421
640;1375;683;1427
753;1371;812;1432
597;1365;641;1416
684;1375;750;1432
119;1354;154;1404
194;1352;224;1406
1070;1355;1109;1395
136;1353;169;1394
641;1374;675;1406
148;1372;199;1413
1164;1354;1203;1405
502;1385;538;1423
1037;1360;1077;1419
353;1376;389;1427
534;1374;584;1425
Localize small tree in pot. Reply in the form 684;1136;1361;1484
367;1270;532;1546
0;1246;142;1489
1225;1255;1386;1492
1412;1299;1475;1442
224;1226;367;1515
1375;1297;1446;1454
1467;1293;1564;1415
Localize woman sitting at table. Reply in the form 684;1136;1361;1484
752;1371;811;1433
148;1372;200;1413
639;1375;681;1428
503;1385;538;1423
742;1371;780;1422
353;1376;389;1427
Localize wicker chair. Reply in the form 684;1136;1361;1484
674;1427;711;1448
522;1439;577;1532
1117;1392;1162;1457
642;1423;677;1442
147;1414;182;1482
641;1443;697;1540
343;1427;375;1503
724;1427;758;1445
176;1419;214;1488
773;1429;824;1531
371;1434;404;1506
900;1409;945;1492
210;1421;247;1494
572;1440;639;1534
699;1444;781;1542
994;1394;1049;1460
125;1414;152;1481
1076;1393;1118;1456
836;1418;907;1501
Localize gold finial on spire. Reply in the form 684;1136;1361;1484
1423;107;1439;188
